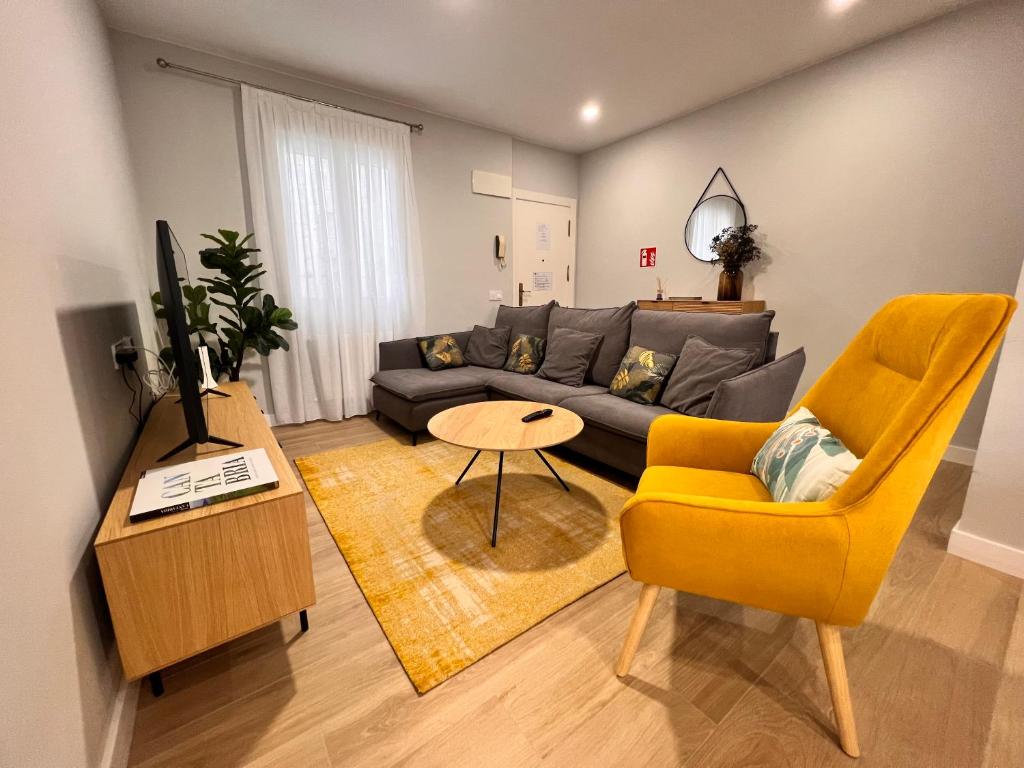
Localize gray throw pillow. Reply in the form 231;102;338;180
536;327;604;387
464;325;511;368
494;300;557;340
706;347;806;422
546;303;636;386
661;334;757;416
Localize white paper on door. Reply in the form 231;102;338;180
536;222;551;250
532;271;553;292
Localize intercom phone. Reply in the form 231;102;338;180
494;234;507;267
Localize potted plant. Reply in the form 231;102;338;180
152;229;297;382
709;223;762;301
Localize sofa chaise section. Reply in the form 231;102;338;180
373;330;512;442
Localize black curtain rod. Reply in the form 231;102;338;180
155;58;424;133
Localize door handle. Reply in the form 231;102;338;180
566;265;570;281
519;282;530;307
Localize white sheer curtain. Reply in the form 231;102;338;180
242;84;425;424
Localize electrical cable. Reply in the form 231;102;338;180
126;344;176;397
130;365;147;423
121;365;140;425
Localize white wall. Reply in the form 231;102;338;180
0;2;149;766
108;31;580;411
950;261;1024;576
576;0;1024;448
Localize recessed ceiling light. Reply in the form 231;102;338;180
828;0;859;13
580;102;601;123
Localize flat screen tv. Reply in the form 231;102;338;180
156;220;241;462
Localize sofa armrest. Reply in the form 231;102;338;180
378;337;425;371
646;414;779;473
377;330;474;371
706;347;805;423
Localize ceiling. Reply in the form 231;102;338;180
98;0;976;153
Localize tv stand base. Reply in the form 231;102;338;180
157;434;244;463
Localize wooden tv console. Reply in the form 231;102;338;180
94;381;314;695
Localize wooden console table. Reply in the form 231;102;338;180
637;299;766;314
94;381;314;695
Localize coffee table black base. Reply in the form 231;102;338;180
455;449;570;547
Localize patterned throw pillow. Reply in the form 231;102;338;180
751;407;861;503
503;334;546;374
417;334;466;371
608;345;678;404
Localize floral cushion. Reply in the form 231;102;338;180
417;334;466;371
503;333;546;374
609;345;678;404
751;407;861;502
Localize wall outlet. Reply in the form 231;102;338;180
489;290;503;301
111;336;135;369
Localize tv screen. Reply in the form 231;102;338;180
155;220;240;462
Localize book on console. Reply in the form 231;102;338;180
129;448;279;522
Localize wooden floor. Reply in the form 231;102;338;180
127;416;1024;768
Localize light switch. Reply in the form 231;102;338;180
489;290;503;301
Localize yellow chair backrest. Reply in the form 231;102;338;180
797;293;1016;623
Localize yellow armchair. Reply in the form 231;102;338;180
615;294;1017;757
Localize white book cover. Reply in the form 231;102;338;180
129;448;279;522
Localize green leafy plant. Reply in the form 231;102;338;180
709;224;762;274
151;229;297;383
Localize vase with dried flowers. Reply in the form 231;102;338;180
709;224;761;301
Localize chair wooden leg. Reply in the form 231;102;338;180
615;583;660;677
815;622;861;758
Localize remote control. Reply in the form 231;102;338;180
522;408;554;423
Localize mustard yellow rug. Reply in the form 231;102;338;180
296;438;632;692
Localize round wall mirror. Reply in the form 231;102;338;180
684;194;746;262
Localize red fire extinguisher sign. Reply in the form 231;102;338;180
640;247;656;267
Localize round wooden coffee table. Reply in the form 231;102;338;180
427;400;584;547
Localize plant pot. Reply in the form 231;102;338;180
717;269;743;301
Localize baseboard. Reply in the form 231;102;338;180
100;677;139;768
943;444;976;466
947;523;1024;579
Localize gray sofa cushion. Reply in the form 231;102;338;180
629;309;775;365
488;374;605;405
562;393;675;442
464;325;511;368
537;327;604;387
547;303;636;386
706;347;806;422
495;300;557;340
370;366;494;402
661;335;757;416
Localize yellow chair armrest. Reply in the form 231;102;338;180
646;414;780;472
619;495;849;623
623;491;833;519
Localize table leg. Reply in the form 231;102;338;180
455;450;482;485
535;450;570;492
491;451;504;547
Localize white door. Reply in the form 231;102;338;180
513;195;575;307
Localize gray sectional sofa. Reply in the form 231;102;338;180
371;302;805;476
